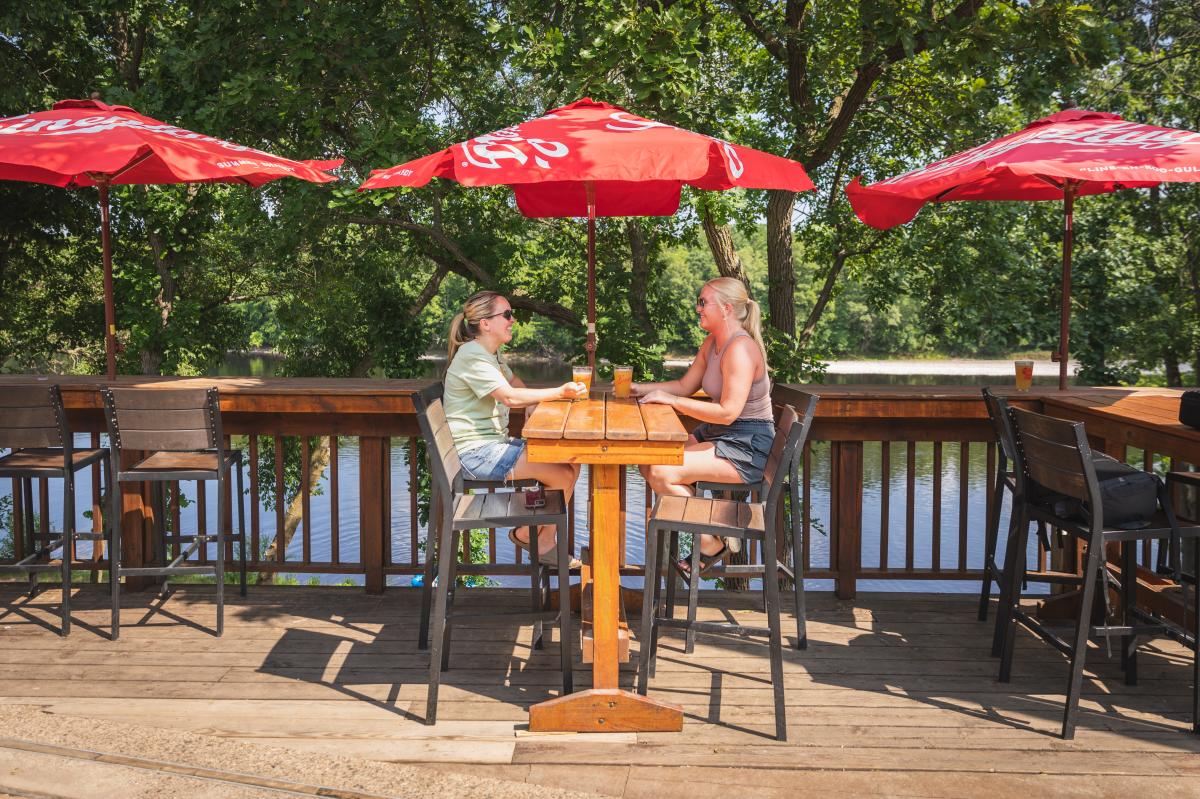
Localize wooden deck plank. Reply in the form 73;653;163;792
1;584;1196;792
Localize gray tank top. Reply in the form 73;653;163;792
700;331;773;422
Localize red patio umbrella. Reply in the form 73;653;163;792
359;97;814;369
846;110;1200;389
0;98;342;378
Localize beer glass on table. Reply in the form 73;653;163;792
613;366;633;399
572;366;593;400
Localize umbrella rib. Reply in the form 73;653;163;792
107;149;156;182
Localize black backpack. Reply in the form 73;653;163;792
1034;452;1159;529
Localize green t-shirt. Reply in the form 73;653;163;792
444;339;514;451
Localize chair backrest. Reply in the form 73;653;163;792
1009;406;1099;521
102;387;221;452
0;384;67;449
411;382;462;502
764;391;819;514
981;387;1019;465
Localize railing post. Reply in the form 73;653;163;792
831;441;863;600
359;436;388;594
119;449;155;591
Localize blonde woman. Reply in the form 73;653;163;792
634;277;773;573
444;290;584;566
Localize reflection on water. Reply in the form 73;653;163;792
2;355;1052;594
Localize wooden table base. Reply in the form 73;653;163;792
530;689;683;732
528;463;682;733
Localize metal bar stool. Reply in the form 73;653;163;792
412;383;574;725
102;386;247;639
415;385;548;651
997;406;1200;738
978;388;1064;656
0;384;108;635
638;396;816;742
666;395;818;653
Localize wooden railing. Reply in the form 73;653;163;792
1;378;1191;598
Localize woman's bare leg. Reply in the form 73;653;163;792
509;451;580;557
644;442;742;556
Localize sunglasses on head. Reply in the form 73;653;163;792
483;309;515;321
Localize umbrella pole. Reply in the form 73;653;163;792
99;181;117;380
586;182;597;373
1058;184;1077;391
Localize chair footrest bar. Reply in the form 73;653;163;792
1133;608;1197;648
445;610;562;624
1091;624;1170;637
119;566;215;577
1012;609;1074;656
656;618;771;638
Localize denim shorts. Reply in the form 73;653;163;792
692;419;775;485
458;438;526;482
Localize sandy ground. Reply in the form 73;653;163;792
0;705;596;799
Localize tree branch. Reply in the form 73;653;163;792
729;0;787;62
805;0;984;169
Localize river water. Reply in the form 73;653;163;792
5;355;1068;593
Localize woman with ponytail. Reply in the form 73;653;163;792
633;277;774;572
443;291;585;566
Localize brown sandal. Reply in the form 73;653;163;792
677;542;729;577
508;529;581;569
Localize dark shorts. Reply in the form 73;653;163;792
692;419;775;485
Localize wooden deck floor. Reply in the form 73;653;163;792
1;584;1197;798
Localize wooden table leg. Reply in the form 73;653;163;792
529;463;682;732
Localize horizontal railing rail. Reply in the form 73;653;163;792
1;377;1191;597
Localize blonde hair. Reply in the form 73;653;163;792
447;290;504;362
704;277;769;372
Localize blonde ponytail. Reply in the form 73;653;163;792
446;290;504;362
704;277;770;373
742;298;769;373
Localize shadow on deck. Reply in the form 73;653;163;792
1;584;1197;798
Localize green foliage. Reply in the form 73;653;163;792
0;494;12;560
0;0;1197;392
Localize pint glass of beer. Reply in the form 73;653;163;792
1014;360;1034;391
613;366;633;399
571;366;593;400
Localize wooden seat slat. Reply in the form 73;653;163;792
654;495;687;520
708;499;741;529
453;490;565;522
0;386;56;408
563;398;605;440
605;398;646;441
682;496;712;526
117;408;212;432
0;448;105;470
640;403;688;442
106;388;213;411
129;451;235;473
0;406;58;428
119;429;214;452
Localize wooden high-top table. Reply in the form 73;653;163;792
523;393;687;732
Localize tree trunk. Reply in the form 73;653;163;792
1165;354;1182;387
625;219;656;340
258;436;332;580
766;189;797;336
700;210;749;289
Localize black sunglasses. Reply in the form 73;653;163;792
483;309;515;321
